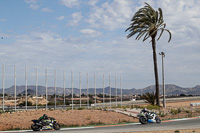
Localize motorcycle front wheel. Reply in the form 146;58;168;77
31;124;41;131
139;117;147;124
53;123;60;130
155;117;161;124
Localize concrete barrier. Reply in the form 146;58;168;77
190;102;200;106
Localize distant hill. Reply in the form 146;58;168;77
0;84;200;96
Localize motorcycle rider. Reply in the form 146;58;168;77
142;108;149;113
38;114;49;126
142;108;155;119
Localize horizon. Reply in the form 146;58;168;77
1;83;200;90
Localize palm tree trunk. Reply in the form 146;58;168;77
152;37;160;106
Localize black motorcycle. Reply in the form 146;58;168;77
137;110;161;124
31;117;60;131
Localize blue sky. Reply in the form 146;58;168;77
0;0;200;89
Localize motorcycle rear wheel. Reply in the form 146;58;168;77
53;123;60;130
155;117;161;124
31;124;41;131
139;117;147;124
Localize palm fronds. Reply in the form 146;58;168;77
125;2;171;42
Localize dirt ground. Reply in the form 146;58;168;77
0;99;200;132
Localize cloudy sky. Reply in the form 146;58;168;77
0;0;200;89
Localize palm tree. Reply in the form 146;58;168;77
125;2;171;106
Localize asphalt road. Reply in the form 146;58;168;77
2;117;200;133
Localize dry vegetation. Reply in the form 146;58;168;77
0;99;200;132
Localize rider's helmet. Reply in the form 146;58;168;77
143;108;147;112
43;114;48;119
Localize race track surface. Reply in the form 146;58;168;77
1;117;200;133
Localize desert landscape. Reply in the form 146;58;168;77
0;99;200;132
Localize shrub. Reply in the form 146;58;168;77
140;92;156;105
18;101;32;106
170;109;178;115
187;113;193;117
185;110;191;113
195;109;200;113
77;107;86;110
158;111;166;117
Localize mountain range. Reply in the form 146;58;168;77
0;84;200;96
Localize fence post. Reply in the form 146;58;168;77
63;70;65;108
103;74;105;108
25;66;27;110
54;69;56;110
45;69;48;110
71;71;73;110
2;64;4;111
87;73;89;109
36;67;38;110
94;73;96;107
121;76;122;107
115;76;117;107
109;75;111;108
79;72;81;107
14;65;16;111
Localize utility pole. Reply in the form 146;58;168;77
159;52;166;108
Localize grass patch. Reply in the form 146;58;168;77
170;108;182;115
146;105;160;110
88;120;104;126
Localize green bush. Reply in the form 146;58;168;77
77;107;86;110
170;109;178;115
140;92;156;105
195;109;200;113
158;111;166;117
146;105;160;110
185;110;191;113
18;101;32;106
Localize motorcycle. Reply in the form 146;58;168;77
137;109;161;124
31;117;60;131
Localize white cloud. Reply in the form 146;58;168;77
60;0;80;8
0;19;6;22
24;0;40;10
57;16;65;21
80;28;101;37
86;0;133;30
88;0;99;6
41;8;52;12
69;12;82;26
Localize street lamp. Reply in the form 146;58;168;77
159;52;166;108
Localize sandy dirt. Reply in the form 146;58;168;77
0;109;138;131
0;99;200;131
